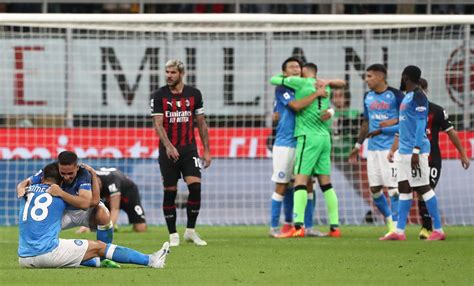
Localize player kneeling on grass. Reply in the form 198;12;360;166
18;163;170;268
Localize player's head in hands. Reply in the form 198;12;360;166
302;62;317;78
365;64;387;91
281;57;302;77
42;162;62;185
165;59;185;88
400;65;421;92
57;151;79;184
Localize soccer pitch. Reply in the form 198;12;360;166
1;226;473;286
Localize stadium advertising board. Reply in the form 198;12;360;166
0;128;472;160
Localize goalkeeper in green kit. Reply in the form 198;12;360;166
270;63;344;238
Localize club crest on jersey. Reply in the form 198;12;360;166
74;240;83;246
278;171;285;178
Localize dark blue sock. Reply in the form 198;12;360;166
283;187;294;223
304;194;315;228
105;244;149;266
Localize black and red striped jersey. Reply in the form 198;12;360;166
150;85;204;151
427;101;454;163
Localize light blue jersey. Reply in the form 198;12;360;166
273;85;296;148
363;87;404;151
18;184;66;257
399;88;430;155
30;165;91;210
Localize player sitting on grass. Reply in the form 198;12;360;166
18;163;170;268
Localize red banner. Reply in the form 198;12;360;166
0;128;471;160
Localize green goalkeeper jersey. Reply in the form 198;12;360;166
270;74;332;137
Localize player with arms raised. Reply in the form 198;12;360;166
151;59;211;246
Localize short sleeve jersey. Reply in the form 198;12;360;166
30;164;91;210
96;167;135;200
150;85;204;152
18;184;66;257
399;88;431;155
363;87;404;151
427;101;454;162
273;85;297;148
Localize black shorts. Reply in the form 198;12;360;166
106;184;146;224
428;160;442;189
158;148;201;187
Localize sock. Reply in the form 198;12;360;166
293;185;307;229
418;199;433;231
105;244;149;266
422;190;442;231
163;190;177;234
388;188;399;222
396;192;413;232
81;257;100;267
372;191;391;218
283;187;294;223
97;221;114;244
321;184;339;228
186;183;201;229
304;192;315;229
271;192;284;228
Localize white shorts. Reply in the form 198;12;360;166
271;145;295;184
61;202;107;230
397;153;430;187
367;150;398;188
19;239;88;268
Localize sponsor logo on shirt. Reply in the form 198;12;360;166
369;100;390;110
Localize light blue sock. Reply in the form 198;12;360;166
372;192;391;218
390;195;399;221
283;187;294;223
423;190;442;230
97;222;114;244
105;244;149;266
304;193;315;228
396;193;413;231
81;257;100;267
270;192;284;228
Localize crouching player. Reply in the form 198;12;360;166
18;163;170;268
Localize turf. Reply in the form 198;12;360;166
1;226;473;286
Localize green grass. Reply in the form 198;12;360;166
1;226;473;286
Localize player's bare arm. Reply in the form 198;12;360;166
48;186;92;210
153;115;179;161
108;193;121;226
287;91;322;112
196;114;211;168
16;178;31;198
81;163;100;207
447;129;470;169
387;135;399;163
326;79;346;89
348;119;369;163
379;118;398;128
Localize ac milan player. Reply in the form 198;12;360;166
416;78;470;239
150;59;211;247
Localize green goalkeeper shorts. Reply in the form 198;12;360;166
294;134;331;176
